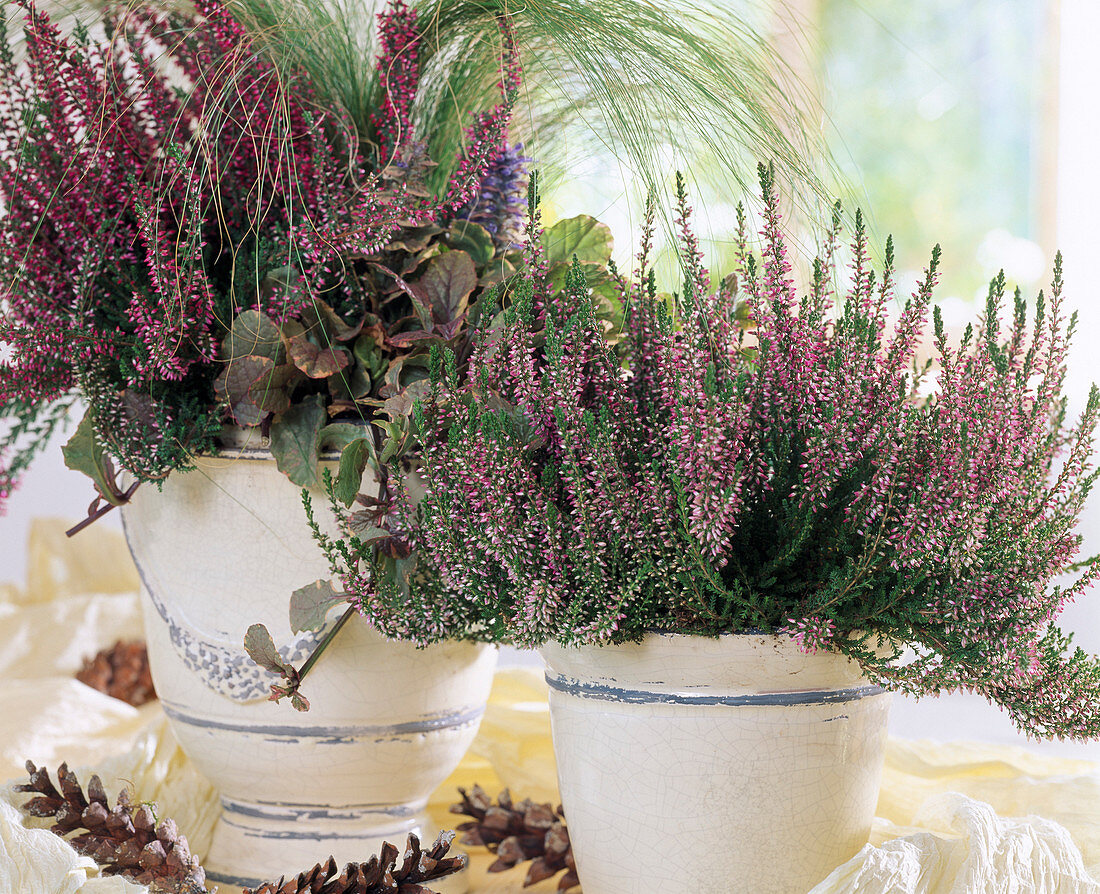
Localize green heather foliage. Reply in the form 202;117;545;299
318;168;1100;739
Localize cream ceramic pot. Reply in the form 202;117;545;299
121;433;497;891
541;633;891;894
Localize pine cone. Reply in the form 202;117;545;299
76;640;156;706
451;785;579;891
16;761;205;894
244;830;467;894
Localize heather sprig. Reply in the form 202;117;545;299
356;166;1100;739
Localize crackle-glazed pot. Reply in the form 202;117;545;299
541;633;891;894
121;432;497;891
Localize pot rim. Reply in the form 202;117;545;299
539;630;884;698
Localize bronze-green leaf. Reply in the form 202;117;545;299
319;422;369;453
289;580;344;633
299;299;360;346
222;310;285;363
214;355;275;426
379;355;430;398
445;221;494;267
288;335;351;379
334;436;377;506
247;363;298;414
543;215;614;267
386;223;444;253
387;553;417;600
419;250;476;324
61;410;126;505
353;332;387;380
347;365;372;400
376;379;431;422
269;394;327;487
244;623;290;674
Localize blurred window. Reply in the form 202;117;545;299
812;0;1057;305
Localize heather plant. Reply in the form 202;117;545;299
0;0;530;521
321;165;1100;739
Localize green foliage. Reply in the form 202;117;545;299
269;394;328;487
60;411;129;506
289;579;344;633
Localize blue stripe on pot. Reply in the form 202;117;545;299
121;513;332;702
545;673;885;706
219;446;347;462
206;868;270;888
218;813;412;841
161;703;486;740
221;798;421;819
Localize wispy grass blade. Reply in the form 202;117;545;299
227;0;833;216
416;0;828;202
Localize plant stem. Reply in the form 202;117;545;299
295;424;387;688
296;604;357;684
65;481;141;538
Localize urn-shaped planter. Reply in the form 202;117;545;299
541;633;891;894
121;434;497;891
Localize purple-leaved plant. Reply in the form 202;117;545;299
324;163;1100;739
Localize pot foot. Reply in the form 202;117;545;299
203;798;470;893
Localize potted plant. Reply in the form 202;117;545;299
327;165;1100;893
0;0;521;885
0;0;825;885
